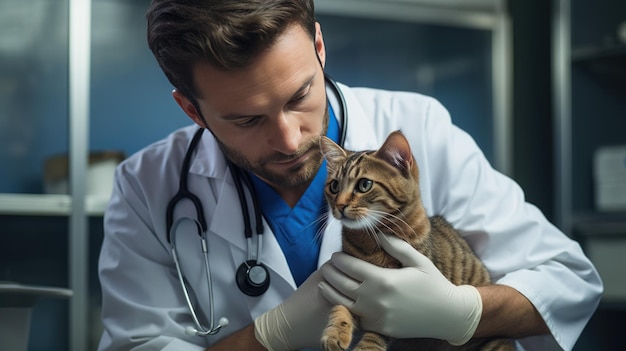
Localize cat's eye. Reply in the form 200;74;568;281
329;180;340;194
356;178;373;193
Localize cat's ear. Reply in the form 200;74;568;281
319;136;346;170
375;130;413;177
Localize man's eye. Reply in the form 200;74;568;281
290;86;311;104
288;94;307;106
292;93;307;102
236;117;260;128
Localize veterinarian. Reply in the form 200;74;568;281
98;1;603;350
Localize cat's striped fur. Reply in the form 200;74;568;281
319;131;514;351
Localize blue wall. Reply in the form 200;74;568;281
318;14;494;163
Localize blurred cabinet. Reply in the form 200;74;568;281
554;0;626;348
0;0;76;350
0;0;69;195
0;0;182;349
553;0;626;294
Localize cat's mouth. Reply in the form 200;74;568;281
338;211;385;231
340;218;364;230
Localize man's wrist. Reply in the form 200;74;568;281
206;324;267;351
254;305;291;351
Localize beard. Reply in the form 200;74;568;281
215;106;329;189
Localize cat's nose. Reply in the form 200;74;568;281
337;204;347;217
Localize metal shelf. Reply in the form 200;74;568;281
315;0;501;30
0;194;107;216
572;43;626;93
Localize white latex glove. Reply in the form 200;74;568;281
318;233;483;346
254;269;333;350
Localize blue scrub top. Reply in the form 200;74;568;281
250;105;340;286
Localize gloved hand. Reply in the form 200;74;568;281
254;269;333;350
318;233;483;346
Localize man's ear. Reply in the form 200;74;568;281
314;22;326;69
172;89;207;128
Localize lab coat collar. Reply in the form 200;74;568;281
181;131;295;286
187;128;228;180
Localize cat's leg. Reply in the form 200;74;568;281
352;331;390;351
321;305;356;351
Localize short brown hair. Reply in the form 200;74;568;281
147;0;316;100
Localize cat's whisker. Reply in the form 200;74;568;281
371;218;404;247
301;206;329;231
363;218;379;240
310;211;332;246
383;210;416;235
368;209;417;238
394;207;417;234
352;216;379;242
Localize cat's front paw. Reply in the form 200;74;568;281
321;330;352;351
321;306;355;351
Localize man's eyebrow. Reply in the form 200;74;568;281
221;73;317;121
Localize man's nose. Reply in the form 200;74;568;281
269;111;301;155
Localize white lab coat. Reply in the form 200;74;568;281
98;82;602;351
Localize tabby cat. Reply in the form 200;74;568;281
318;131;514;351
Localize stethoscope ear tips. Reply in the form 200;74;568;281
185;326;199;336
236;260;271;297
218;317;229;328
185;317;229;336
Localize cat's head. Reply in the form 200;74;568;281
319;130;420;231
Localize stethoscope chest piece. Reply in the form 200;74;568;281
236;260;270;296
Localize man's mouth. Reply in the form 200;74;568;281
273;152;308;167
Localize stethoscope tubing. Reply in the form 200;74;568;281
165;127;208;240
170;217;222;335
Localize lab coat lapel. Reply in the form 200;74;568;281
334;82;381;151
318;215;342;266
188;130;296;289
209;169;296;288
187;131;248;252
210;176;299;319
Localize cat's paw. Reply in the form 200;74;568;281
320;329;352;351
351;332;389;351
321;306;355;351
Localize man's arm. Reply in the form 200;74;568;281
207;325;266;351
474;285;550;339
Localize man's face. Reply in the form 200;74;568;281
175;23;328;192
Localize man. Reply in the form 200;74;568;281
98;1;602;350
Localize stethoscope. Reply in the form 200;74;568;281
166;74;347;336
